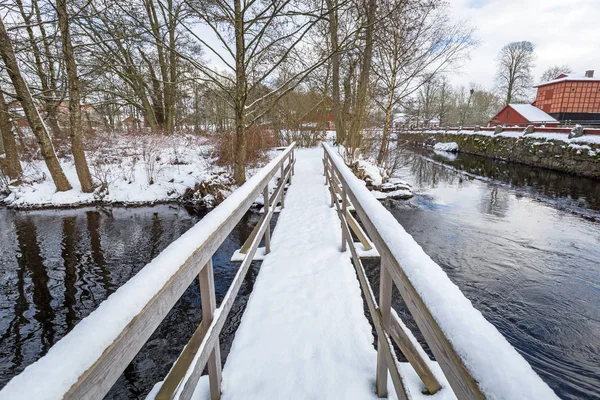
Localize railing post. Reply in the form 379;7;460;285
341;179;348;252
280;162;285;209
288;153;293;184
199;259;222;400
327;159;335;207
263;184;271;254
291;149;295;176
376;258;393;397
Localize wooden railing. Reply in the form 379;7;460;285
0;143;295;400
156;145;296;400
322;142;557;400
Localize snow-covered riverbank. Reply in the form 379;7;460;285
2;134;235;209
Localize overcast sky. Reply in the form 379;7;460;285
447;0;600;89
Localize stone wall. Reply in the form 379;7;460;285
400;132;600;179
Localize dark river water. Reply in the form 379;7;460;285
370;149;599;400
0;151;599;399
0;204;264;398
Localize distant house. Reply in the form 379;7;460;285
533;70;600;124
299;97;334;130
82;105;103;128
489;104;559;128
123;115;142;129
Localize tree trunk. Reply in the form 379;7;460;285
377;29;400;166
377;90;395;166
0;17;71;191
166;0;177;135
0;91;22;181
347;0;377;161
326;0;346;144
57;0;94;193
233;0;247;185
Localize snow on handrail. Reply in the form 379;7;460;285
322;142;558;400
0;143;296;400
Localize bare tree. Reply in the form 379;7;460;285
495;41;535;105
56;0;94;192
372;0;474;165
458;87;474;126
176;0;332;184
0;15;72;191
344;0;377;162
13;0;66;139
437;77;451;126
540;64;572;83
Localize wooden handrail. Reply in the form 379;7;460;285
323;143;558;400
0;143;295;400
158;160;294;399
324;153;440;398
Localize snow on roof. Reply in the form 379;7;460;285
509;104;558;123
534;73;600;87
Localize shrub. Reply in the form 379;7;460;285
213;127;275;170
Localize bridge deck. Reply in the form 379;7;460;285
218;148;396;399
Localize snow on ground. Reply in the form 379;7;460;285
0;147;293;400
2;134;235;208
433;142;459;152
356;158;385;186
218;148;446;399
325;143;559;400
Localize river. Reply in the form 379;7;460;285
0;204;263;398
0;151;599;399
372;149;599;399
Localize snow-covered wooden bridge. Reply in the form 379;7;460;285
1;144;558;400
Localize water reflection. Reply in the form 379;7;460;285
425;149;600;213
0;205;263;399
386;150;600;399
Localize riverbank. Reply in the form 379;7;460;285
398;130;600;179
1;134;274;210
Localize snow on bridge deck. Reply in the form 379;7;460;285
218;148;398;399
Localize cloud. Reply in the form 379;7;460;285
447;0;600;89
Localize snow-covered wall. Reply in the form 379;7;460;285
400;131;600;179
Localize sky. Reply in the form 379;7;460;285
447;0;600;89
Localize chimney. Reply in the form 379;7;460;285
585;70;594;78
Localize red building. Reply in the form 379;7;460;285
533;70;600;124
489;103;559;127
299;97;335;130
